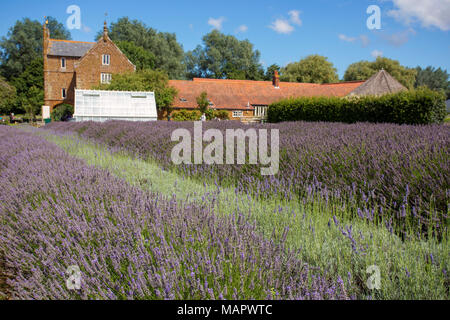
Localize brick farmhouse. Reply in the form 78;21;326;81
43;21;135;111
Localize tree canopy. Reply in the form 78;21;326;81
344;57;417;89
0;17;70;80
280;55;339;84
116;41;156;71
11;57;44;115
96;69;177;112
0;77;16;115
98;17;185;79
415;66;450;99
185;30;264;80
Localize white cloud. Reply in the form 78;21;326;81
288;10;302;26
371;50;383;58
269;19;294;34
208;17;226;30
338;34;370;47
383;28;416;46
339;34;357;42
387;0;450;31
189;24;194;30
236;25;248;33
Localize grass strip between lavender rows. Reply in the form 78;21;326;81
26;126;449;300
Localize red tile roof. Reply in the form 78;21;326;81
169;78;365;110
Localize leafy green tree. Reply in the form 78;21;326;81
196;91;209;114
0;77;16;115
281;55;339;84
22;86;44;120
264;64;281;81
415;66;450;99
344;57;417;89
116;41;156;71
98;17;185;79
185;30;264;80
97;69;177;114
342;61;373;81
11;58;43;115
0;17;70;80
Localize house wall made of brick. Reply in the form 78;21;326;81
44;56;78;109
75;38;135;90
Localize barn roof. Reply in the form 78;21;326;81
48;39;96;57
348;69;407;96
169;78;365;110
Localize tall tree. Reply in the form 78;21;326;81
0;17;70;80
185;30;264;80
116;41;156;71
415;66;450;99
0;77;16;115
281;55;339;84
344;57;417;89
11;58;44;115
98;17;185;79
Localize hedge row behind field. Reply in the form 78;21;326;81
268;87;447;124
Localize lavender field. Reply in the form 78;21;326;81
46;121;449;238
1;121;449;300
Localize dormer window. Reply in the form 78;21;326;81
102;54;110;66
61;58;66;69
179;98;188;102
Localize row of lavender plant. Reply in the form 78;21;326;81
0;126;350;300
44;121;449;238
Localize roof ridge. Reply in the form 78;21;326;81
49;39;96;44
380;70;393;93
190;78;363;86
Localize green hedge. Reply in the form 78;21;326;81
171;109;202;121
268;87;446;124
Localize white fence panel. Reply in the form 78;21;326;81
74;89;157;122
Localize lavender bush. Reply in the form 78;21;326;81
0;126;349;300
45;121;450;237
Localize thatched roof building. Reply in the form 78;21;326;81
348;69;407;97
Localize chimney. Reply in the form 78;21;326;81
43;17;49;108
273;70;280;88
103;21;108;41
43;17;49;48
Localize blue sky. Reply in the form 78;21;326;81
1;0;449;78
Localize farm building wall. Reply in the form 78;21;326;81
74;36;135;91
